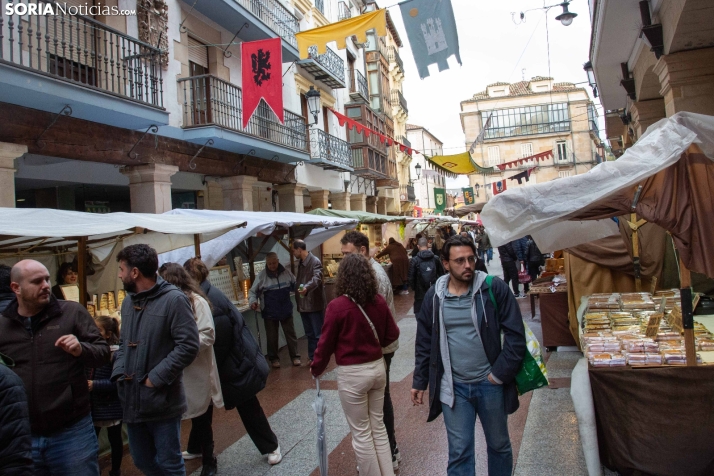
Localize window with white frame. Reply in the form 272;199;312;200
558;170;572;179
487;146;500;166
521;143;533;158
556;141;568;162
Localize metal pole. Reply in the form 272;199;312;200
77;236;88;306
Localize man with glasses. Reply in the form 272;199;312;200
411;235;526;476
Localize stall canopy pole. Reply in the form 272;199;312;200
247;239;255;284
628;213;648;292
288;229;295;275
679;258;697;366
77;236;88;306
193;234;201;259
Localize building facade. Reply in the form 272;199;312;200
406;124;446;215
460;77;601;206
587;0;714;152
0;0;407;215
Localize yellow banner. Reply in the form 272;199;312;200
427;151;478;175
296;9;387;58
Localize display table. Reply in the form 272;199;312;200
589;365;714;476
537;292;577;347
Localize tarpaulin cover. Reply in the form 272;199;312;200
162;210;357;268
481;112;714;279
306;208;406;224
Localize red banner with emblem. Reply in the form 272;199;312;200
242;38;283;129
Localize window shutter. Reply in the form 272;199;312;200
188;37;208;68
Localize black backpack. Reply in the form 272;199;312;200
418;257;439;288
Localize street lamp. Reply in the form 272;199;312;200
305;86;321;125
583;61;598;98
414;162;422;181
555;1;577;26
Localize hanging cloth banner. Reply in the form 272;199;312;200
242;38;283;128
399;0;462;79
330;108;413;155
462;187;475;205
497;150;552;171
296;9;387;58
425;151;479;175
508;167;538;185
434;187;446;212
492;179;507;196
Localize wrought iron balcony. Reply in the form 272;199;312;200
298;45;346;89
391;90;408;115
309;128;353;171
349;68;369;101
338;1;352;21
388;47;404;75
235;0;299;49
400;185;416;202
0;0;164;109
178;74;307;152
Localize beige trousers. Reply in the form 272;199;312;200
337;359;395;476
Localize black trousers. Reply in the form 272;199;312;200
528;262;540;283
413;299;423;316
383;352;398;456
236;396;279;455
187;404;214;462
502;261;520;295
94;424;123;473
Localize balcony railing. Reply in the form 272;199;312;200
236;0;299;49
338;1;352;21
309;128;352;170
395;135;411;148
306;45;345;85
0;0;163;108
388;46;404;73
178;74;307;151
349;68;368;100
400;185;416;202
391;90;408;115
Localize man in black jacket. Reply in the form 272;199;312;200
408;237;445;314
0;264;14;313
411;236;526;476
112;245;199;476
0;352;33;475
498;241;521;296
0;260;109;475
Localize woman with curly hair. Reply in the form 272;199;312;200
311;254;400;476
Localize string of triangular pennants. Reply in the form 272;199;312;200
330;109;417;156
495;150;553;171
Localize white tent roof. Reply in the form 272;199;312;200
160;210;358;267
481;112;714;252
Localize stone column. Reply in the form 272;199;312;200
630;99;667;138
121;163;178;214
204;180;224;210
253;184;274;212
276;184;306;213
350;193;367;212
331;191;351;211
386;197;398;215
654;48;714;117
366;196;378;214
218;175;257;211
0;143;26;207
377;196;388;215
309;190;330;210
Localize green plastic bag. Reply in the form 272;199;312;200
484;276;549;395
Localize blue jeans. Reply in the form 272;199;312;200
300;311;324;360
441;380;512;476
32;413;100;476
126;417;184;476
486;248;493;263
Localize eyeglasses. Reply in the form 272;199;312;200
449;256;477;266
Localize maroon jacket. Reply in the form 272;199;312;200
311;294;399;376
0;296;109;435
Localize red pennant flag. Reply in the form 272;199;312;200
497;163;506;171
242;38;283;129
492;179;507;195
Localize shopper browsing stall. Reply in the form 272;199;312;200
292;239;326;363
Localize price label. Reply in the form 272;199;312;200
645;313;663;338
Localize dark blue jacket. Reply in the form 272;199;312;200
512;237;529;262
498;242;519;263
0;292;15;314
0;353;33;475
86;353;123;422
413;275;526;422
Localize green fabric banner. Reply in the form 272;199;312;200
462;187;475;205
434;187;446;213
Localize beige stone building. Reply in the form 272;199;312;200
460;77;601;204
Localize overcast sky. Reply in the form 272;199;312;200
386;0;598;188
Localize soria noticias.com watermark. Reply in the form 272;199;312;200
5;2;136;16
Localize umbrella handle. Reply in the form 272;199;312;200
315;376;320;394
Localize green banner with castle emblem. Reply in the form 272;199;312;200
434;187;446;213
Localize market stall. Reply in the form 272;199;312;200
481;112;714;476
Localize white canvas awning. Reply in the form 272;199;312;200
480;112;714;253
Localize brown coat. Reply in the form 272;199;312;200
376;242;409;286
0;296;110;435
295;252;326;313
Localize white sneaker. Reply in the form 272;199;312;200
399;290;409;295
392;455;399;470
181;451;201;460
267;445;282;465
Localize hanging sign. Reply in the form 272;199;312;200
242;38;283;128
434;187;446;212
462;187;475;205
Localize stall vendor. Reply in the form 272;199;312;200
376;238;410;295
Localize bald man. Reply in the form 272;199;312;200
0;259;109;476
